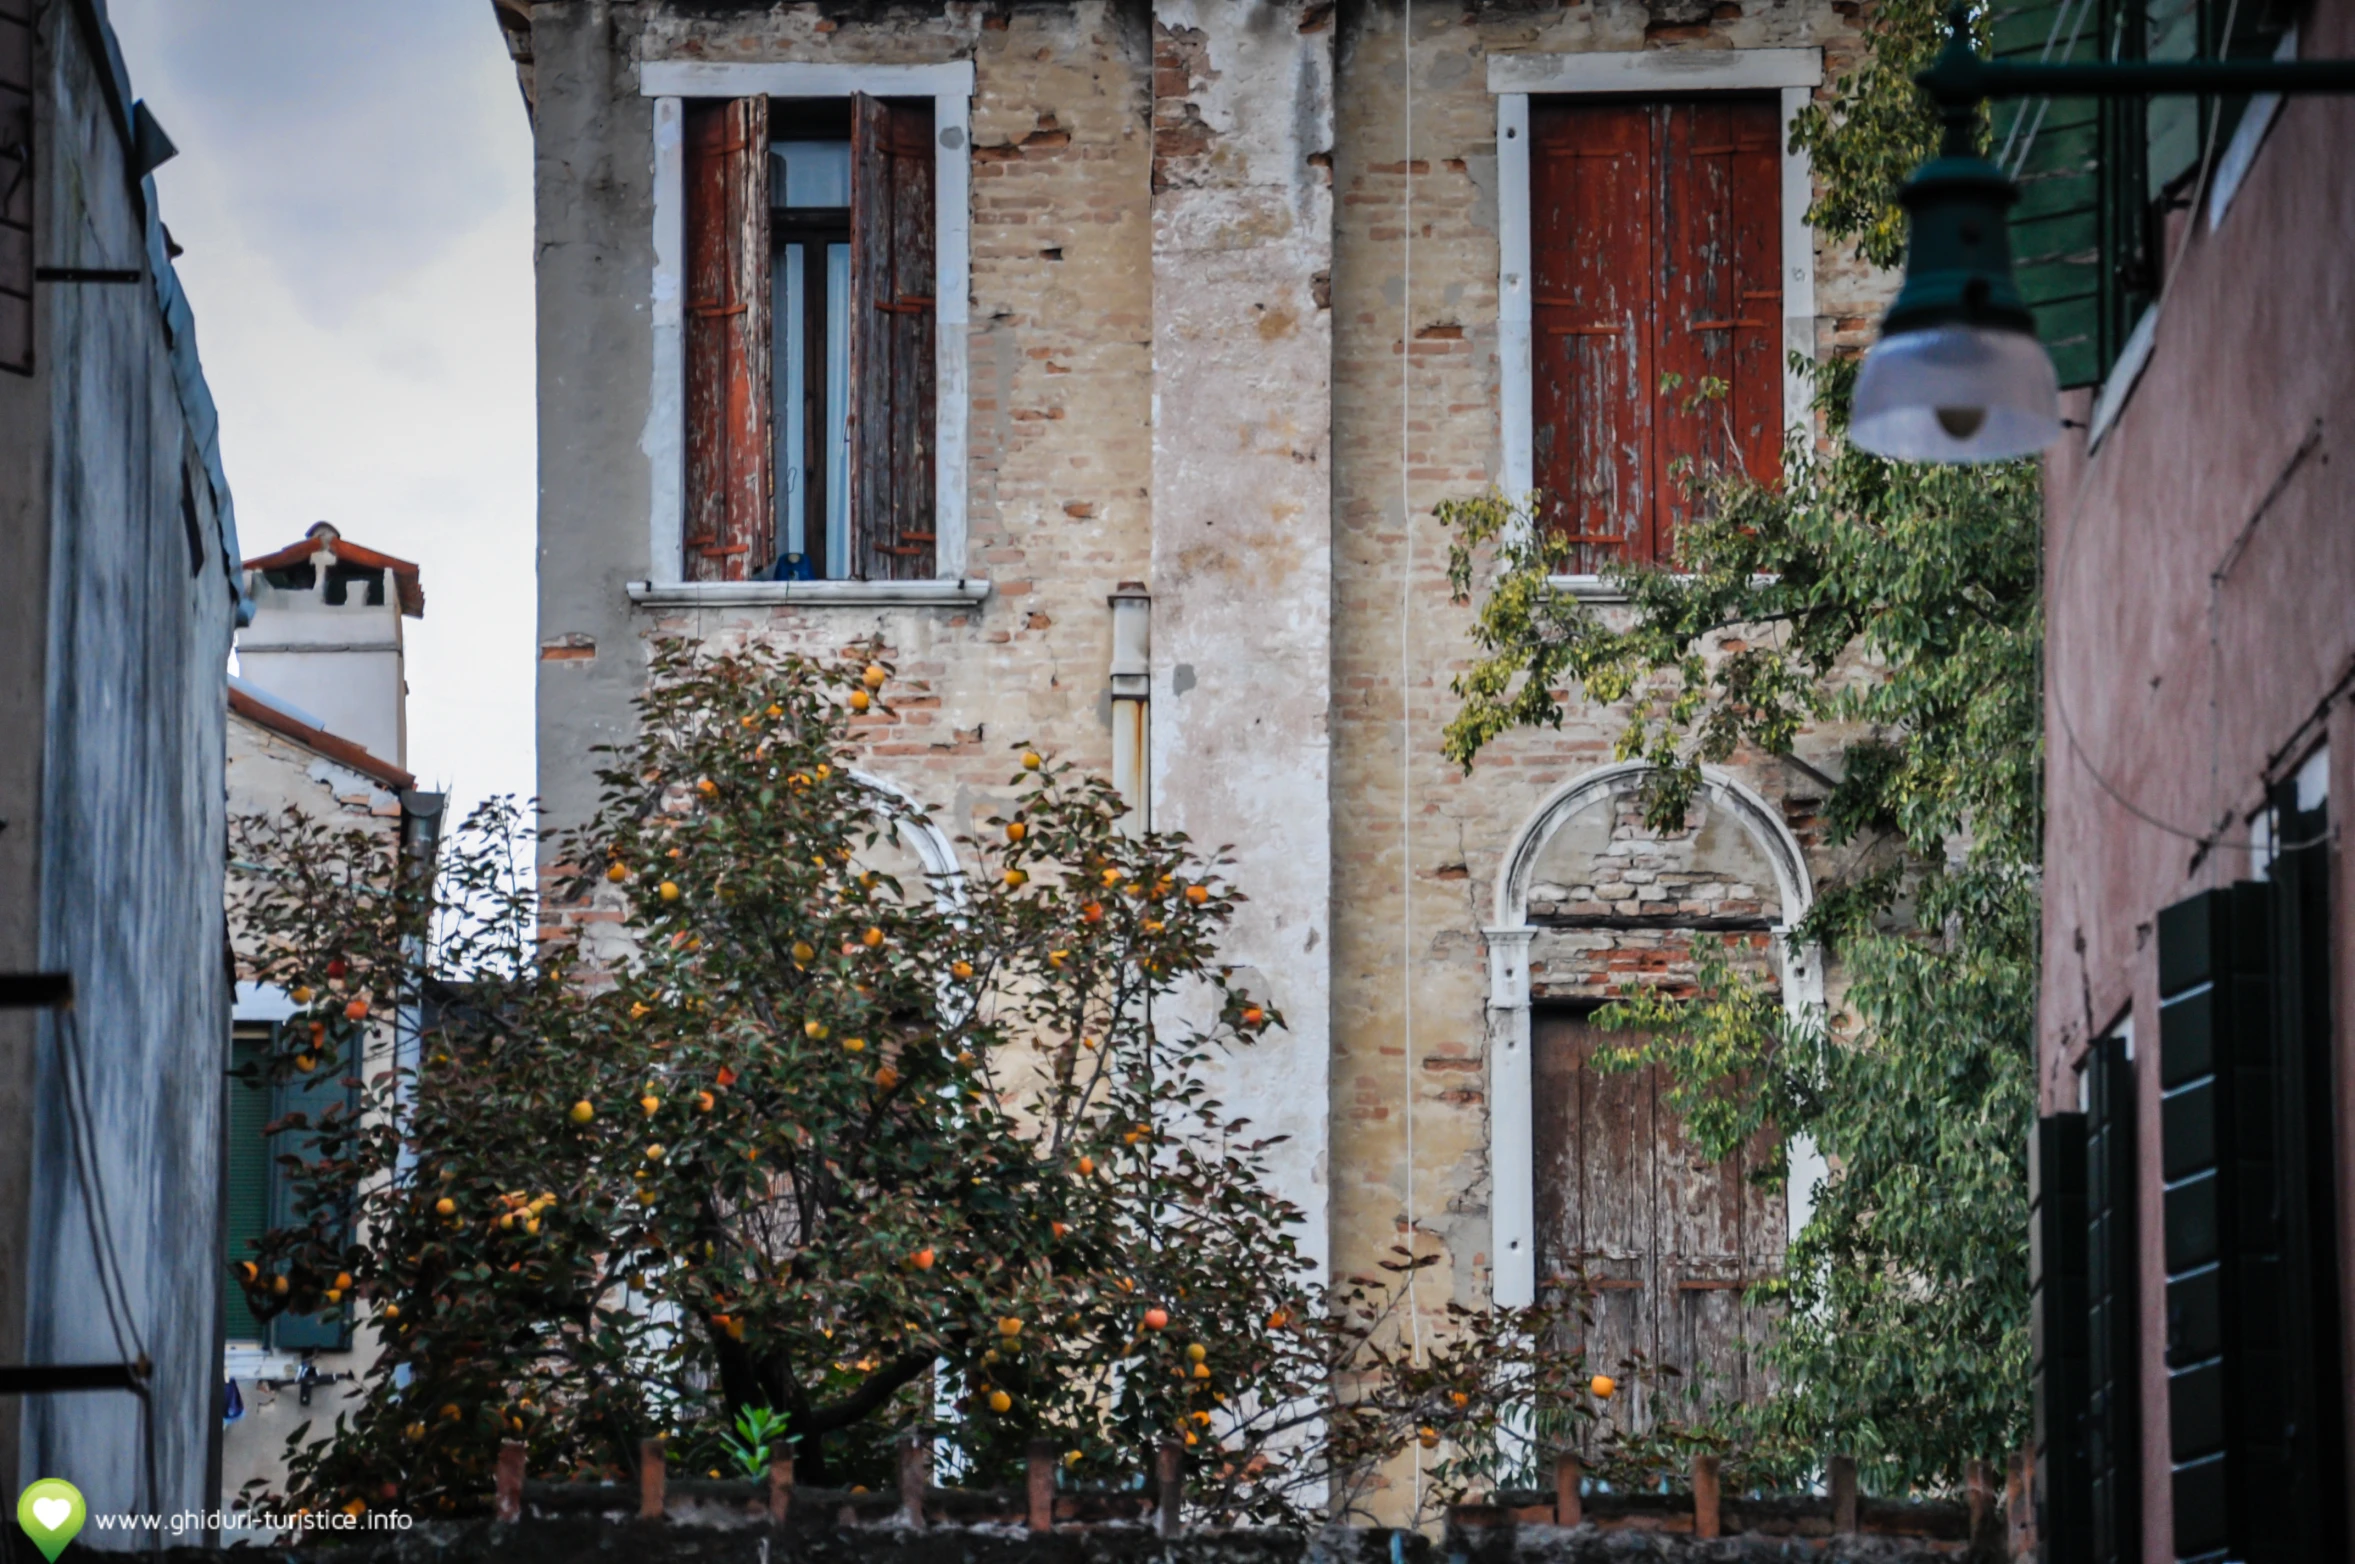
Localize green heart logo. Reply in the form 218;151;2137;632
16;1479;85;1562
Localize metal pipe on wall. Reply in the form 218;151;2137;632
1109;583;1150;839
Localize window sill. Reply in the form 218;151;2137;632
1549;574;1631;603
626;578;992;610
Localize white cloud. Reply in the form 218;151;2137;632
111;0;538;828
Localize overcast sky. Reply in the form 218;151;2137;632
110;0;538;825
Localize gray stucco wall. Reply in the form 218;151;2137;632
0;0;243;1525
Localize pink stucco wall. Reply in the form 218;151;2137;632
2038;0;2355;1544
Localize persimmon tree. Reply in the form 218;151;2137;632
230;640;1607;1523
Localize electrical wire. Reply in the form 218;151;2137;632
1399;0;1427;1517
52;1002;164;1556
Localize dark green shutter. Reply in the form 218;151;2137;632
268;1034;362;1352
222;1027;275;1341
2157;883;2266;1563
1989;0;2124;387
2082;1034;2140;1564
2157;866;2344;1563
2262;782;2347;1559
2031;1110;2091;1563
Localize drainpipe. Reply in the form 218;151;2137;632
1108;583;1151;838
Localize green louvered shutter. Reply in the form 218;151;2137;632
268;1036;362;1352
2082;1034;2140;1564
222;1026;276;1342
1989;0;2124;387
2262;783;2348;1559
2157;884;2265;1562
2030;1110;2091;1563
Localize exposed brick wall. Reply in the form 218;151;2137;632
528;5;1895;1524
1320;5;1882;1499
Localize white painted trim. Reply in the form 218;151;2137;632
1493;52;1824;518
1498;94;1533;502
1778;85;1819;444
638;62;975;587
847;767;967;906
1487;47;1822;95
233;982;298;1025
641;61;975;100
2207;26;2297;231
1483;760;1824;1305
2087;303;2159;452
647;96;686;586
1482;926;1538;1302
625;578;991;609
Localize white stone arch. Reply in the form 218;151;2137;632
847;768;966;908
1483;761;1823;1306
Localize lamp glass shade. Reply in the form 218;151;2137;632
1849;323;2062;463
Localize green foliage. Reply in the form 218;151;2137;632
719;1405;791;1480
231;639;1618;1526
1788;0;1981;269
1437;364;2043;1487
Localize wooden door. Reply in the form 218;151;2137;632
1532;1008;1782;1430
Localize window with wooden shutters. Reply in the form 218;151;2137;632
684;96;774;583
0;0;31;376
1990;0;2295;389
850;94;936;581
684;93;937;583
1531;97;1782;572
222;1023;359;1352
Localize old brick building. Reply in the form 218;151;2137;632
493;0;1886;1465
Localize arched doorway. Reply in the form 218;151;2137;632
1484;763;1822;1427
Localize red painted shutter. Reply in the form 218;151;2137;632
1534;98;1781;568
1651;98;1782;557
849;93;936;581
0;0;33;377
683;96;772;581
1533;102;1653;573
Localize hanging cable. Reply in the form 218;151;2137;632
1397;0;1428;1518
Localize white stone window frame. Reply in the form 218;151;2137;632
1482;761;1826;1306
630;60;987;610
1491;49;1823;604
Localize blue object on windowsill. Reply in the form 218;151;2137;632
223;1379;244;1424
770;552;816;583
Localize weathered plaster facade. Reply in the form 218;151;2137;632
513;0;1886;1504
0;0;246;1515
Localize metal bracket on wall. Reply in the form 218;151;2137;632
0;971;72;1008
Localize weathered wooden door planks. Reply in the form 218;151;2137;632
1533;1008;1782;1433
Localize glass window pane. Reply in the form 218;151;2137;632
773;141;852;209
774;244;806;573
826;242;851;579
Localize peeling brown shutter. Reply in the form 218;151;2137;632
1533;98;1781;569
0;0;33;377
684;96;772;581
849;93;936;580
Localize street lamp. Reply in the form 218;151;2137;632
1850;7;2355;463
